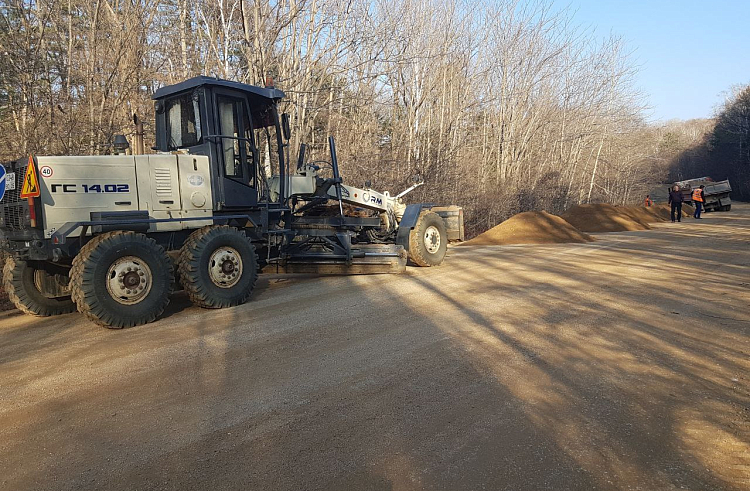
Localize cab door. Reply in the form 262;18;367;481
215;93;256;208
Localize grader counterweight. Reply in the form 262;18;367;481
0;76;464;328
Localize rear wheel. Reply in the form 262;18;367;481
178;226;258;309
2;258;76;316
70;232;173;328
408;211;448;267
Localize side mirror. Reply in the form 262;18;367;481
281;113;291;141
297;143;307;171
364;180;372;188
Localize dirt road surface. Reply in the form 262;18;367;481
1;205;749;491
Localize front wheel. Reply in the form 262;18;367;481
408;211;448;267
178;226;258;309
2;258;76;316
70;232;173;328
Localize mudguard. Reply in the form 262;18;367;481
396;203;431;251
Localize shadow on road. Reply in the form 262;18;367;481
0;206;748;490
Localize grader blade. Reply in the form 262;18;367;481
277;244;407;275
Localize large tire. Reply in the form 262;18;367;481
408;211;448;267
2;257;76;316
70;231;173;328
178;226;258;309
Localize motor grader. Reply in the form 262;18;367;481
0;76;464;328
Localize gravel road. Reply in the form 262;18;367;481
1;205;748;491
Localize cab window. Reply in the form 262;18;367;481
166;93;202;149
253;116;279;181
218;97;243;178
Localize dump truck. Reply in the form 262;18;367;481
673;177;732;212
0;76;464;328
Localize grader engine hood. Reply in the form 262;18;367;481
36;156;138;238
32;154;213;239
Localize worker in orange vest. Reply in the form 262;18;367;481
692;185;705;219
644;195;653;207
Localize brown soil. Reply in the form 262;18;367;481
0;286;13;311
2;206;749;491
645;204;693;221
0;251;11;311
644;204;674;221
620;206;666;223
562;203;652;232
462;211;594;246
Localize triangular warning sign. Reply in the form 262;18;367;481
20;156;40;198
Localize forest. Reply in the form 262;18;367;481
667;86;750;202
0;0;746;236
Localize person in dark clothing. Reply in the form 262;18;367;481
668;185;683;222
692;185;706;219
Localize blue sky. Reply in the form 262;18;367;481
563;0;750;122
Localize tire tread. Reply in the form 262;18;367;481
2;257;76;316
70;231;173;328
178;226;258;308
408;211;447;267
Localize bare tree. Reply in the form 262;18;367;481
0;0;661;237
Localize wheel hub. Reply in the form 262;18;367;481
209;247;242;288
123;271;140;288
424;225;441;254
106;256;152;305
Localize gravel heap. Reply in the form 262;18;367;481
462;211;594;246
648;203;695;220
561;204;652;232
